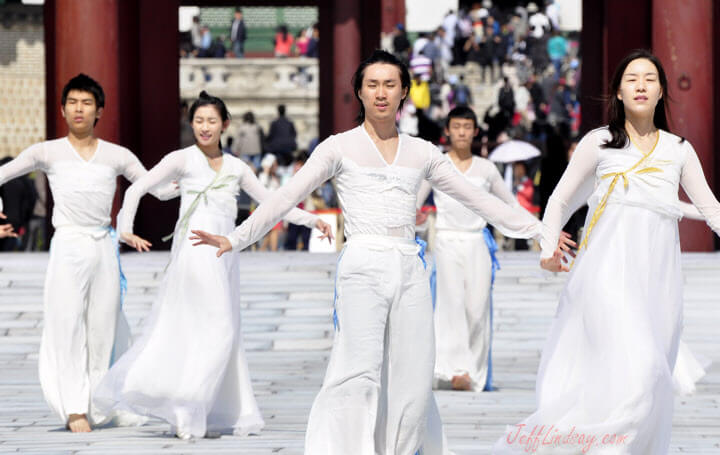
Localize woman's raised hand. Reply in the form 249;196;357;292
190;230;232;257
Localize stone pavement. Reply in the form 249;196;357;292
0;251;718;454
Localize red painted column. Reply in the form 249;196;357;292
44;0;123;232
381;0;405;34
48;0;121;143
653;0;715;251
133;0;181;246
332;0;362;133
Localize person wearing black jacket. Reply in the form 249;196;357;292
0;156;36;250
264;104;297;166
229;8;247;58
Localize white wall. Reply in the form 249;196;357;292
405;0;458;32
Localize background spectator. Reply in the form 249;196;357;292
236;111;264;170
265;104;297;166
274;24;294;57
229;8;247;58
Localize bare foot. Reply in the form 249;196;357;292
451;373;473;391
67;414;92;432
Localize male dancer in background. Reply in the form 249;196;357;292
0;74;178;432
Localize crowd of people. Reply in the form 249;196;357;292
179;8;319;59
389;1;581;244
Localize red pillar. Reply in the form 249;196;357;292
44;0;123;232
653;0;715;251
133;0;181;245
331;0;362;133
47;0;121;143
381;0;405;35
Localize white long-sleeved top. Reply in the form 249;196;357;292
116;145;318;238
541;127;720;258
227;125;542;251
416;154;521;232
0;138;178;230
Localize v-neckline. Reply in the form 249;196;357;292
628;129;661;158
66;137;100;164
196;145;225;175
361;125;402;167
447;153;474;175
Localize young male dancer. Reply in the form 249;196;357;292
0;74;178;432
191;51;572;454
417;106;524;392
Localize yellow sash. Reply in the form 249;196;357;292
571;133;663;268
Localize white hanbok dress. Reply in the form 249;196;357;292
493;127;720;454
93;145;319;438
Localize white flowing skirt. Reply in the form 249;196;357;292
94;209;264;437
494;204;683;454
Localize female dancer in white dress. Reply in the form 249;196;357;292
191;51;568;455
94;92;332;439
493;50;720;454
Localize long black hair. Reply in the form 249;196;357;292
603;49;681;149
351;49;411;123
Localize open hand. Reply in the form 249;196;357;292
0;223;17;238
189;230;232;257
540;232;577;273
315;219;334;244
121;233;152;252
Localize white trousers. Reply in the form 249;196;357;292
38;228;127;425
305;235;446;455
433;231;492;391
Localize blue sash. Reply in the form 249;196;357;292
108;227;127;366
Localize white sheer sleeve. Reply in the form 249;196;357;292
120;150;181;201
416;179;432;209
679;142;720;235
677;200;703;221
487;163;520;206
117;151;186;237
238;165;319;229
425;146;542;239
0;143;47;213
227;138;340;251
540;130;600;258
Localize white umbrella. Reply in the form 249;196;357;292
488;140;541;163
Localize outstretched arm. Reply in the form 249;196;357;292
117;152;185;251
239;164;334;242
0;143;47;213
240;165;318;228
680;143;720;235
191;138;340;256
540;130;600;271
678;200;703;221
425;146;542;239
487;163;521;207
121;151;180;201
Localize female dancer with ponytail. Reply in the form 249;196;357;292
94;91;332;439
